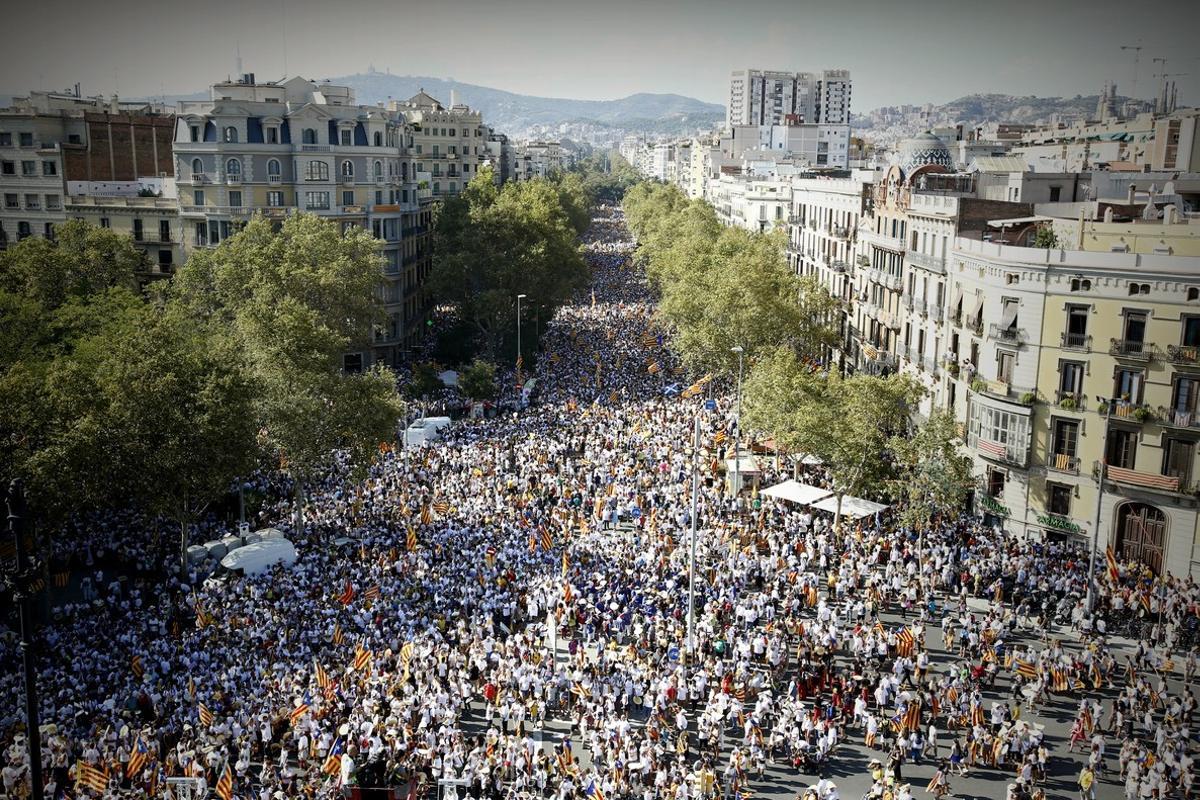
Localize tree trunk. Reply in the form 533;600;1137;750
834;492;844;535
179;518;189;580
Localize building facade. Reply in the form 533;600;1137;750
727;69;852;127
173;75;433;367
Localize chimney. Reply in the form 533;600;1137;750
1127;183;1136;205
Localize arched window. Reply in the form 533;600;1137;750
191;158;203;176
1189;287;1199;302
341;160;354;178
223;126;238;143
302;128;317;145
225;158;241;176
267;159;281;177
374;160;383;178
373;131;383;147
401;162;408;180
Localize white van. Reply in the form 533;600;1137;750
404;416;452;447
219;538;298;576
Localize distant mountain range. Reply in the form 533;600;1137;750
329;72;725;137
855;92;1150;131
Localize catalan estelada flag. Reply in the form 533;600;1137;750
407;527;418;551
215;763;233;800
126;737;149;779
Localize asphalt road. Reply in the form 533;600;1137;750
453;522;1186;800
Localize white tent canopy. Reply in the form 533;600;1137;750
759;480;833;506
723;456;761;474
810;494;889;519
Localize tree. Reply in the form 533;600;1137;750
0;219;143;309
432;171;590;358
1033;225;1059;249
889;408;973;551
172;213;405;532
744;347;923;530
407;361;444;400
458;358;497;401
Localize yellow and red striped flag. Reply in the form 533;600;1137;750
215;763;234;800
77;762;108;793
126;738;149;779
407;527;418;551
198;702;214;726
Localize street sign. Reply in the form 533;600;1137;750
704;399;716;411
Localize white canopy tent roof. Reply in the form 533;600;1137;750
810;495;889;519
759;480;833;506
723;456;761;474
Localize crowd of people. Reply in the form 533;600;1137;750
1;205;1198;800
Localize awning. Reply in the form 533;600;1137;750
999;301;1018;330
810;495;889;519
951;285;963;313
724;456;761;474
759;480;832;506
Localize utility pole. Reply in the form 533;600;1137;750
731;346;745;503
7;479;45;800
684;414;701;684
1085;398;1114;614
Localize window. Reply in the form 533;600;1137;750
223;126;238;143
1048;483;1072;515
374;160;383;178
1182;316;1200;348
191;158;203;176
159;220;171;242
1059;361;1085;396
0;133;10;146
194;221;208;246
969;403;1030;464
193;189;205;206
1064;304;1088;347
305;161;329;181
45;194;60;210
1005;273;1019;285
1070;277;1092;292
132;219;144;241
305;191;330;210
1000;297;1019;331
1115;368;1143;402
1107;429;1138;470
225;158;241;176
19;132;33;146
1189;288;1199;301
267;190;284;207
1048;186;1061;202
302;128;318;144
340;129;352;146
1128;282;1150;296
267;159;281;177
1163;438;1194;484
339;160;354;179
1123;311;1147;344
158;249;173;268
99;217;110;228
987;468;1005;498
190;125;200;143
24;194;39;209
997;350;1015;384
1;161;13;175
342;190;354;206
1172;377;1199;414
44;222;54;241
42;161;57;176
229;190;242;208
17;222;31;240
21;161;36;176
374;131;383;146
1051;419;1078;459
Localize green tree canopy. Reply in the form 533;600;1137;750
0;219;144;309
458;358;497;401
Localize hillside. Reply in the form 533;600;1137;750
330;72;725;136
855;92;1148;130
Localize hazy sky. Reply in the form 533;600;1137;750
3;0;1197;111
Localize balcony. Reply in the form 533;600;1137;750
1103;463;1182;494
189;173;210;184
1167;344;1200;367
299;144;330;152
1109;401;1154;423
906;249;946;274
1060;332;1092;352
1054;390;1085;411
225;174;242;186
1158;406;1200;429
1048;453;1080;474
860;228;906;252
832;225;850;240
972;377;1037;405
1109;339;1160;362
267;174;282;185
988;324;1028;346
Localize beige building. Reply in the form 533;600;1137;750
943;233;1200;578
65;194;183;281
173;75;433;368
391;90;486;200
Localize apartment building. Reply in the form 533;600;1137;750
391;90;486;200
173;75;432;367
65;194;183;281
510;141;565;181
707;173;791;232
727;69;852;127
0;88;173;262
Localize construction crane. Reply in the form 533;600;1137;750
1120;44;1142;99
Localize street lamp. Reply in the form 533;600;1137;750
1085;396;1115;613
731;346;745;501
516;294;527;386
685;413;701;679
